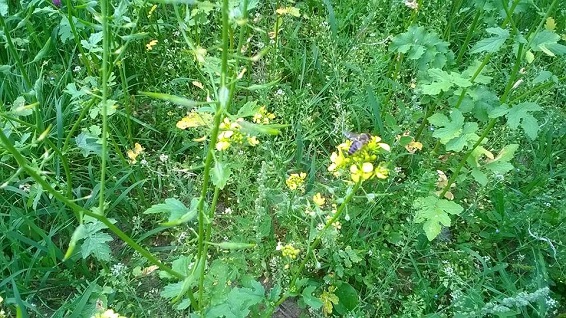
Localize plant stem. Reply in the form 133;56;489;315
264;181;362;317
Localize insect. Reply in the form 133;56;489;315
343;131;371;155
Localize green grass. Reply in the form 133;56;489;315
1;0;565;317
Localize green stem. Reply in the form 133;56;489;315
0;130;184;279
99;0;109;218
264;181;362;317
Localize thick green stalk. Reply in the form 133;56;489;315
264;181;362;317
196;0;232;310
98;0;109;220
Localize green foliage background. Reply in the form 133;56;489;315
1;0;565;317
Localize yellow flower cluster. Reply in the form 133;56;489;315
328;135;390;183
312;193;325;206
216;118;260;151
126;143;144;164
277;243;300;259
252;106;276;124
286;172;306;191
91;309;127;318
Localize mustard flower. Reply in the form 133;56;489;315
328;134;390;183
313;193;325;206
252;106;276;124
146;39;158;51
91;309;127;318
286;172;306;191
126;143;144;164
277;243;300;259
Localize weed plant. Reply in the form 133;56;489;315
0;0;565;317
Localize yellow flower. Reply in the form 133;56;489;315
277;243;300;259
216;140;231;151
252;106;276;124
146;39;158;51
91;309;127;318
313;193;325;206
126;143;143;164
247;136;259;146
276;6;301;17
286;173;306;191
374;164;389;179
329;134;390;183
320;287;339;316
176;112;213;130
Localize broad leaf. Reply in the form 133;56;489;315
470;27;509;53
413;196;463;241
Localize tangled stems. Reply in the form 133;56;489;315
264;181;362;317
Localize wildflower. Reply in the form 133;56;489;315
146;39;158;51
320;287;339;316
404;0;418;10
159;154;169;162
405;140;423;153
91;309;127;318
286;173;306;191
53;0;61;7
126;143;144;164
252;106;276;124
176;112;213;130
193;47;207;64
247;136;259;146
276;6;301;17
328;135;390;183
313;193;325;206
277;243;300;259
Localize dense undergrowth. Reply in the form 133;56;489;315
1;0;565;317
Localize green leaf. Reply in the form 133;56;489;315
389;26;450;70
31;37;53;63
471;168;488;186
334;283;359;314
75;130;102;157
420;69;472;95
211;160;231;190
470;27;509;53
0;0;7;17
484;144;518;175
530;30;566;56
206;281;265;318
428;109;463;143
140;91;199;108
506;102;542;140
236;101;260;118
302;285;323;309
238;121;287;135
144;198;198;226
81;231;113;261
413;196;463;241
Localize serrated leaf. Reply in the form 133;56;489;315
144;198;198;226
81;231;113;261
75;130;102;157
530;30;566;56
506;102;542;140
470;27;509;53
211;160;231;190
444;122;478;152
429;109;464;144
413;196;463;241
488;105;509;118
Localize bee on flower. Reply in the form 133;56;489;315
328;133;390;183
